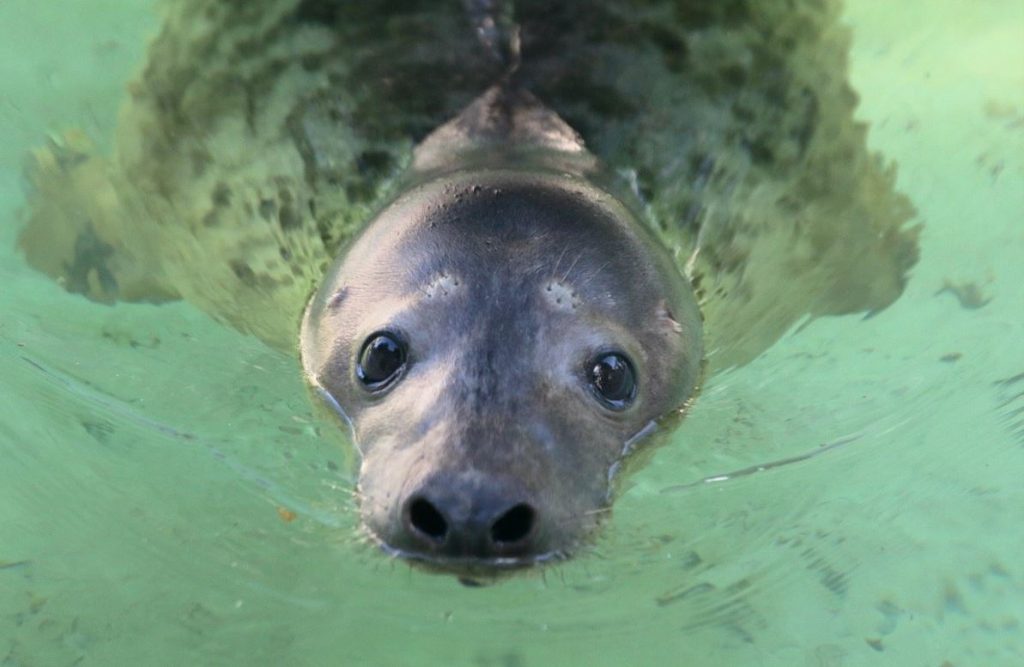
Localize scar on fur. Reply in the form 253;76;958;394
327;287;349;311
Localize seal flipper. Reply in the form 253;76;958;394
18;125;331;351
19;131;181;305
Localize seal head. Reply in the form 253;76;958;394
301;89;702;575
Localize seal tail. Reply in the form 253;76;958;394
462;0;521;79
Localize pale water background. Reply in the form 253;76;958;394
1;2;1022;665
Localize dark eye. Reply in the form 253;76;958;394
356;332;407;391
587;352;637;409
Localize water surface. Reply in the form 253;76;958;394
1;1;1022;665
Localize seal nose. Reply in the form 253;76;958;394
399;476;540;560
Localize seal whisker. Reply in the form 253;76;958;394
550;244;569;276
561;250;584;281
575;260;611;290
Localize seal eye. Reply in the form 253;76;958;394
357;332;407;391
587;353;637;409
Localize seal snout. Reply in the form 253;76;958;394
396;474;543;563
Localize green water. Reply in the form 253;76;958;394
1;2;1022;665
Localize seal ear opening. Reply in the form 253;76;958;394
652;298;705;396
655;301;685;335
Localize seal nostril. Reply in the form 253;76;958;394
490;503;535;545
408;498;448;542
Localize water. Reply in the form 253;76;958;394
1;1;1022;665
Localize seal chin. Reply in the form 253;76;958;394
369;530;571;579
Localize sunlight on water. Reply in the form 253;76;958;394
1;1;1022;665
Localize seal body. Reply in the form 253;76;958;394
301;88;703;572
17;0;920;577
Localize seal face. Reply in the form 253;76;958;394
301;168;703;574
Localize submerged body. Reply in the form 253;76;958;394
301;87;703;569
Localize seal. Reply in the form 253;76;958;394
300;86;703;572
18;0;920;578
